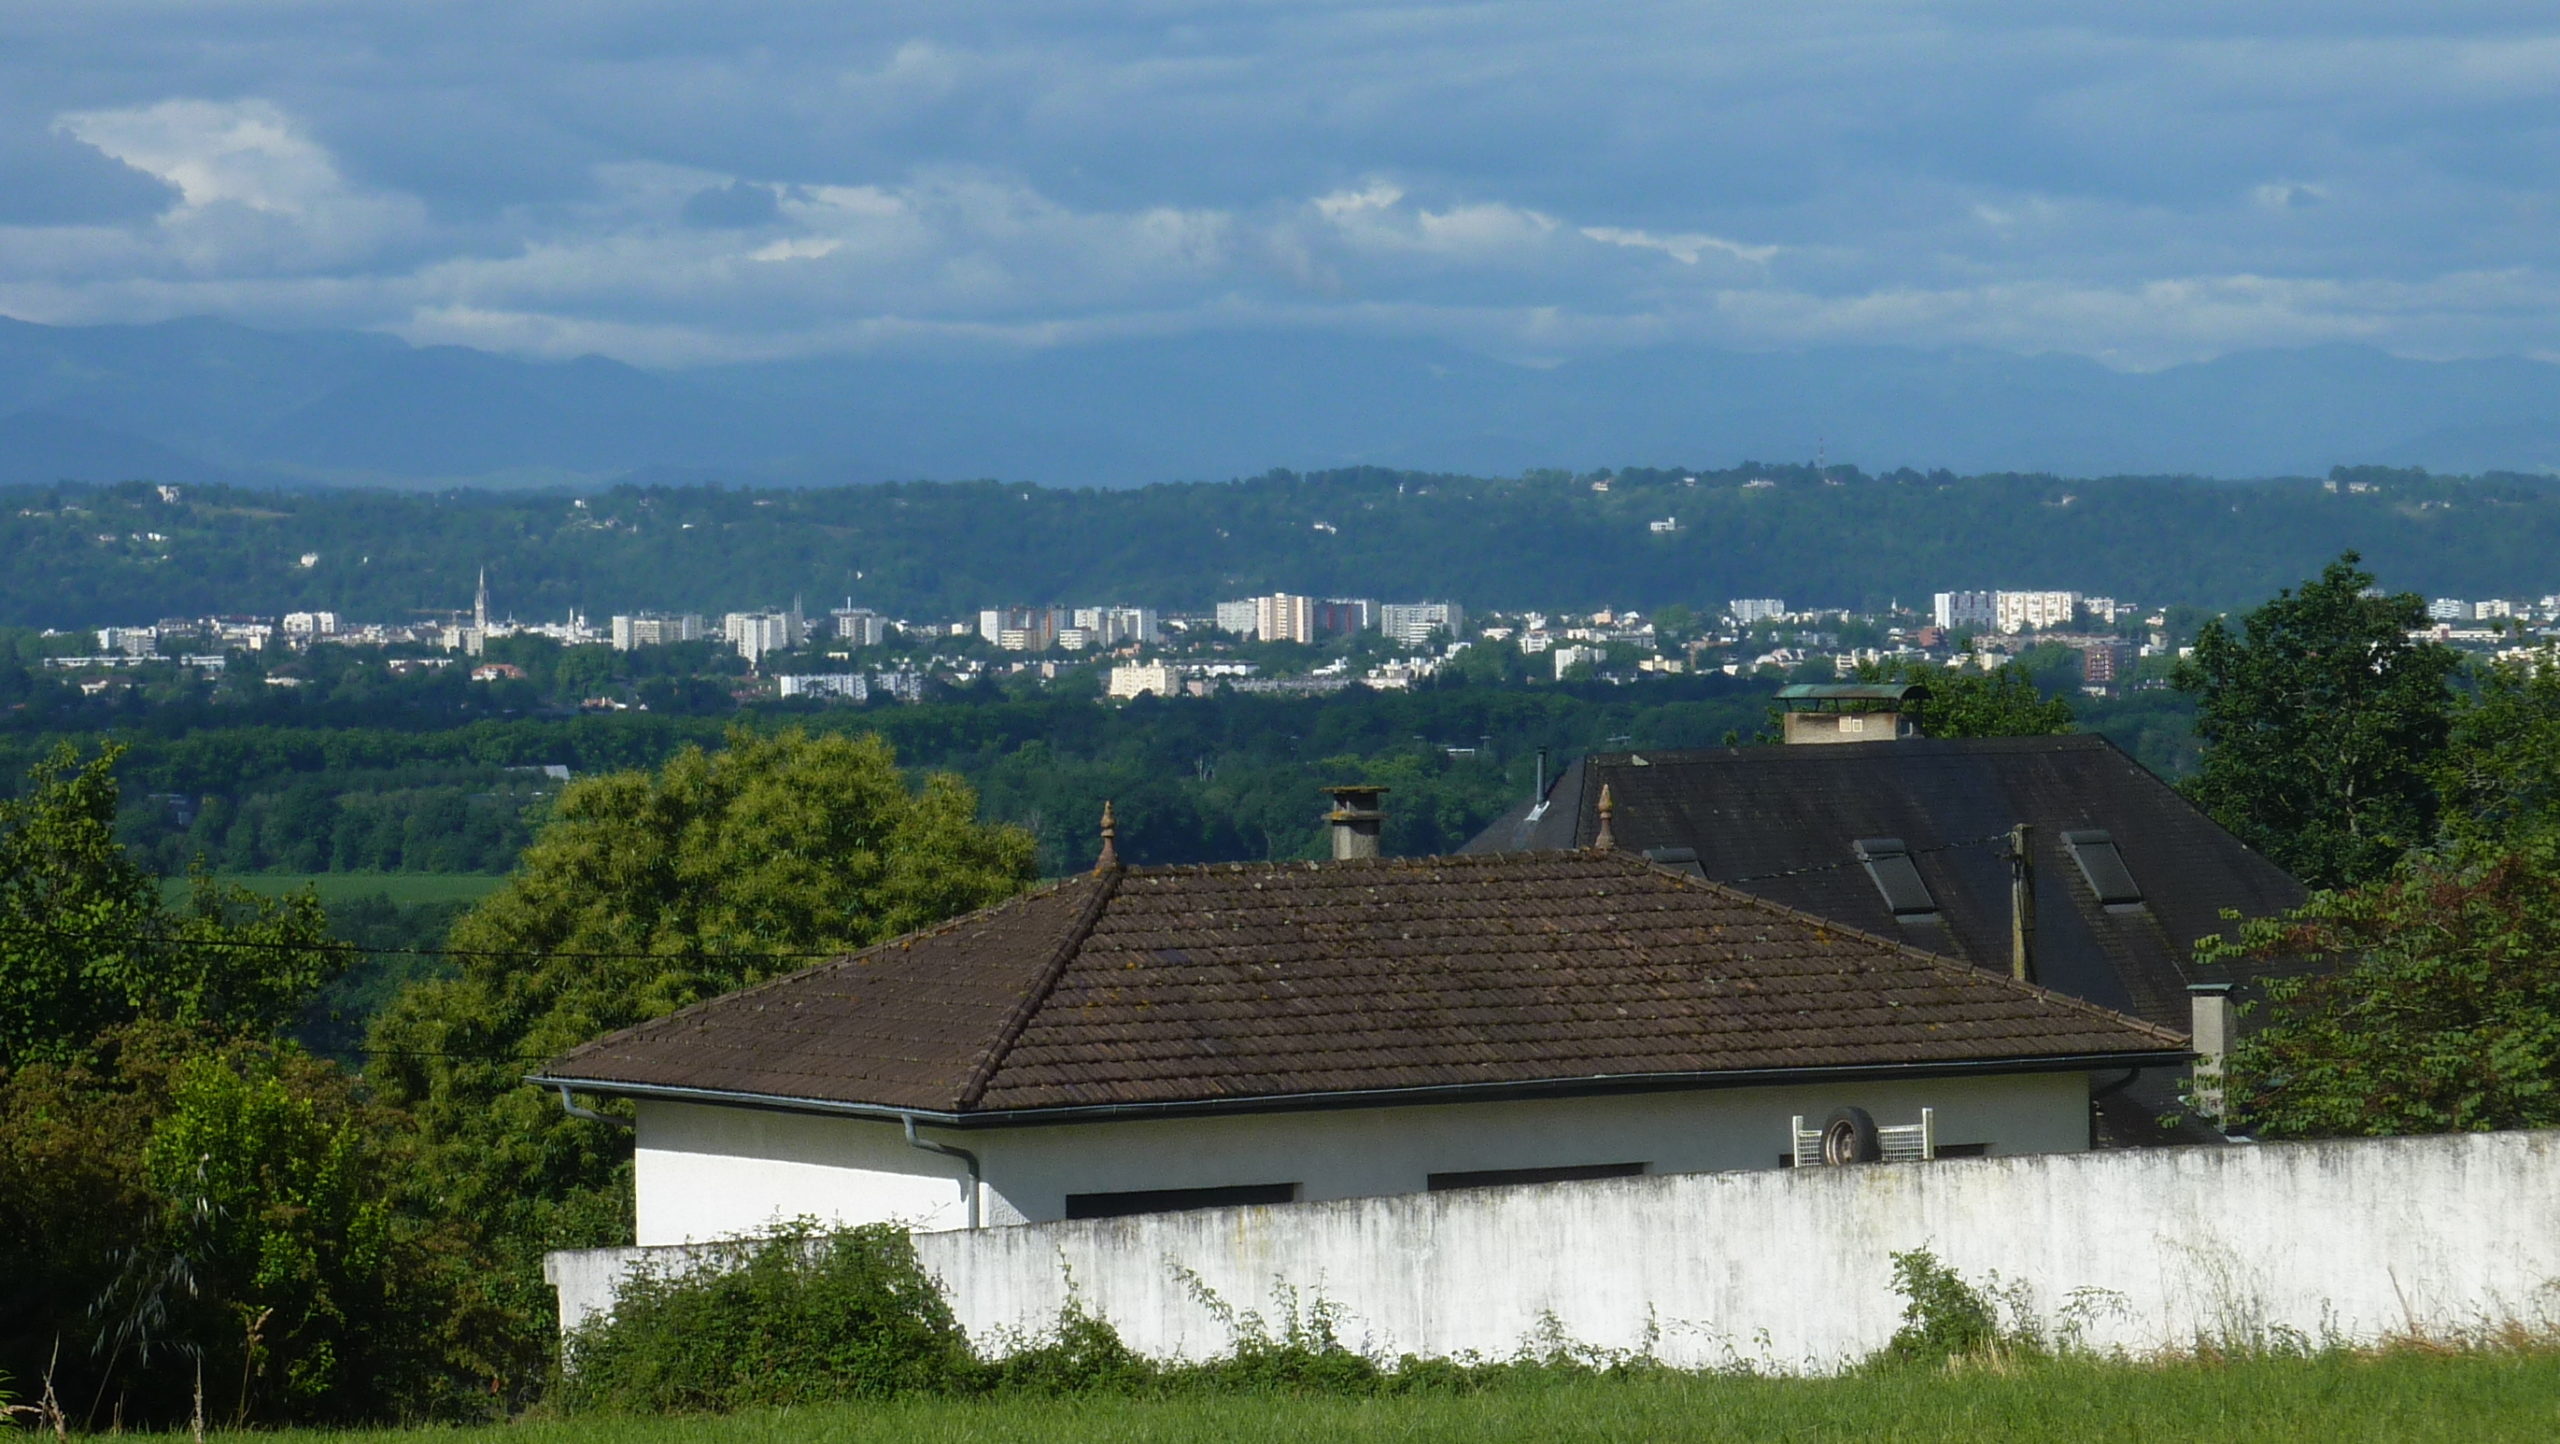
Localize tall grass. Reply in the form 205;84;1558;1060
255;1350;2560;1444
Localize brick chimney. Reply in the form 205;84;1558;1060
1324;785;1387;860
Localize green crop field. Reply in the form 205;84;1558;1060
161;873;510;906
252;1352;2560;1444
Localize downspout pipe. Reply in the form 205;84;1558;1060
902;1115;983;1229
556;1084;633;1130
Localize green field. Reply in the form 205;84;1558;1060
257;1353;2560;1444
163;873;510;906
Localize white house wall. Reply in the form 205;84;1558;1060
631;1071;2088;1245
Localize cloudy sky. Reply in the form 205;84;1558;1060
1;2;2555;370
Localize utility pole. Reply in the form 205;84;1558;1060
2008;823;2037;984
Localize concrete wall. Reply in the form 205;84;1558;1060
631;1071;2087;1243
553;1129;2560;1373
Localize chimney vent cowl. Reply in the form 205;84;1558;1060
1323;785;1388;860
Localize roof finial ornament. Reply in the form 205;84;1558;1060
1593;783;1617;851
1095;800;1121;872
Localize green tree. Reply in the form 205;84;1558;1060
2176;554;2458;888
365;729;1036;1337
2202;837;2560;1137
1855;659;2075;738
2;1025;499;1426
0;742;338;1067
2436;646;2560;847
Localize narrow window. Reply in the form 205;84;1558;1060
1854;838;1939;920
1643;846;1707;880
2062;829;2144;908
1063;1183;1298;1219
1427;1163;1646;1191
1936;1143;1992;1159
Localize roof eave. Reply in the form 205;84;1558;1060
530;1047;2194;1130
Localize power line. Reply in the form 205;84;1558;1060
2;925;854;967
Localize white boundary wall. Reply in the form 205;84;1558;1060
550;1129;2560;1373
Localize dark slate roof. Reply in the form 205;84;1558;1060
1461;736;2306;1031
539;849;2186;1121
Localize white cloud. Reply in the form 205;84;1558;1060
46;97;426;272
1580;226;1777;266
6;9;2560;367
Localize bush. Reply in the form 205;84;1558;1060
555;1222;977;1413
1874;1248;2015;1369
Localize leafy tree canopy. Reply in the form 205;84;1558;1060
1855;659;2075;739
0;742;339;1067
365;728;1038;1323
2205;837;2560;1138
2176;553;2459;889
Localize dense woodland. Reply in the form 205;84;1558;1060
3;464;2558;626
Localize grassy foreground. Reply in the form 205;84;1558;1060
266;1352;2560;1444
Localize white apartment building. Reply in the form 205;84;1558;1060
778;673;867;701
1381;602;1467;648
1553;643;1606;678
1728;598;1788;626
280;612;340;640
1993;591;2080;634
97;625;158;657
1214;599;1260;637
1107;662;1182;700
831;609;893;648
1073;606;1161;647
979;606;1062;652
611;613;706;651
1256;593;1316;645
2426;599;2470;622
723;612;796;667
1932;591;1998;632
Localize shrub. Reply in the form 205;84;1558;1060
555;1222;977;1413
1875;1248;2012;1368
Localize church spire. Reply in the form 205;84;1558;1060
474;567;490;633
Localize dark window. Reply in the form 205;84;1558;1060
1063;1183;1298;1219
1643;846;1706;880
1854;837;1939;919
1937;1142;1991;1158
1428;1163;1646;1191
2062;829;2144;907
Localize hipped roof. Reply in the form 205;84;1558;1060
538;848;2186;1125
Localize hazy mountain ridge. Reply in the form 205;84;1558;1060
5;467;2557;631
3;316;2560;488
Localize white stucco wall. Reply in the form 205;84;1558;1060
631;1071;2088;1245
554;1129;2560;1373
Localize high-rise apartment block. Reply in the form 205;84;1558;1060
1993;591;2079;634
1072;606;1161;647
1381;601;1466;647
831;608;893;648
1107;662;1183;699
1728;598;1788;626
723;611;798;667
610;612;706;651
1932;591;1997;632
978;606;1063;652
1214;599;1260;637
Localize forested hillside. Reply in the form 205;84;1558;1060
3;464;2555;626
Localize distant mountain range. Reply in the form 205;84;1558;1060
3;314;2559;489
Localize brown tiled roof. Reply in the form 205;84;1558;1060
541;849;2187;1119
